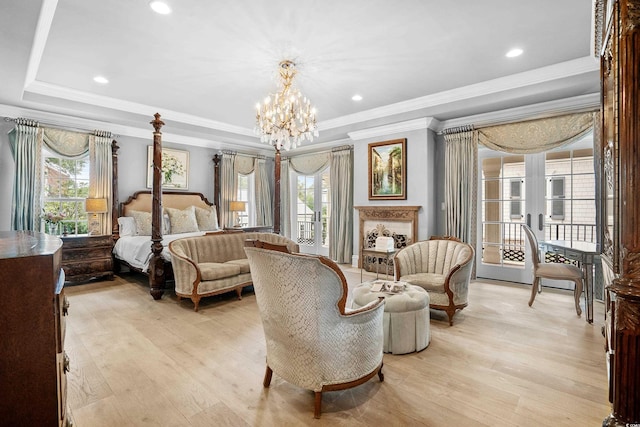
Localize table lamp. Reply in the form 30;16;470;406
85;198;108;235
230;201;246;228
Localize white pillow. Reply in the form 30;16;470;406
127;210;152;236
194;205;219;231
165;206;199;234
162;211;171;235
118;216;137;237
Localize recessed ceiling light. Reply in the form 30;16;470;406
506;48;523;58
149;1;171;14
352;94;363;101
93;76;109;84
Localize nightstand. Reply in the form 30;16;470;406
61;234;114;283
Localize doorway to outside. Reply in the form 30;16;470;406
291;168;330;256
476;132;596;289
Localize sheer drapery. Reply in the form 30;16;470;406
444;131;477;245
220;151;236;228
478;112;594;154
8;120;43;231
280;157;291;237
254;157;273;226
329;146;353;263
89;132;113;235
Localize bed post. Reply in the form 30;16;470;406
149;113;165;300
213;154;221;226
274;148;281;235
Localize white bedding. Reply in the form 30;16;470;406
113;231;207;272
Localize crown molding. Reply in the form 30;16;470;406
436;92;600;132
321;56;599;131
23;80;256;137
347;117;438;141
24;0;57;89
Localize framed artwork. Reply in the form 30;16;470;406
146;146;189;190
368;138;406;200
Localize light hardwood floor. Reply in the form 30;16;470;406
65;268;610;426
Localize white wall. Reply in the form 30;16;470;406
351;127;437;258
114;135;218;206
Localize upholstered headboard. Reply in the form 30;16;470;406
120;191;213;216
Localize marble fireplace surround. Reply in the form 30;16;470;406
354;206;420;269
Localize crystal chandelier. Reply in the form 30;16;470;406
255;60;318;151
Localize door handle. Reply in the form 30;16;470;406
526;214;531;228
538;214;544;231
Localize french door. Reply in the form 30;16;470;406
476;134;596;287
292;168;330;256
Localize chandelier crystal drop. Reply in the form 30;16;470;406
255;60;318;151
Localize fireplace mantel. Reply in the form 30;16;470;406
354;205;420;267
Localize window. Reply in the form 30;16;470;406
549;177;565;220
43;151;90;234
236;173;254;227
509;179;523;219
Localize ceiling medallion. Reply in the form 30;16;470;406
255;60;318;151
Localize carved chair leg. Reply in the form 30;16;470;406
446;307;455;326
314;391;322;419
528;277;540;307
235;287;243;300
573;279;583;316
377;363;384;382
192;297;201;312
263;365;273;387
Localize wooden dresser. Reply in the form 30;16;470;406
0;231;71;426
61;234;113;283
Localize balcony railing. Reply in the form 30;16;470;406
296;219;328;246
484;222;597;264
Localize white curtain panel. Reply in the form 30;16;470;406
254;157;273;227
444;130;478;245
89;132;113;235
220;151;237;228
280;157;291;237
329;147;354;263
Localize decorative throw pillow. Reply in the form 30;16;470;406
162;211;171;234
118;216;137;237
194;205;219;231
127;210;152;236
165;206;199;234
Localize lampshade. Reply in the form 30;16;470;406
85;198;108;213
230;201;246;212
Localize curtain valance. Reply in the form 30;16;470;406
477;112;594;154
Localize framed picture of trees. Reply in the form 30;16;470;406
146;146;189;189
368;138;406;200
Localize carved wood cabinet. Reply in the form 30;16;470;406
600;0;640;425
61;234;114;283
0;231;71;426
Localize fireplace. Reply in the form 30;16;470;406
354;206;420;271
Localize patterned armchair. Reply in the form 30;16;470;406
394;236;474;326
244;245;385;419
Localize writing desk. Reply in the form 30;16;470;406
539;240;599;324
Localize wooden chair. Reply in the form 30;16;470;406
521;224;583;316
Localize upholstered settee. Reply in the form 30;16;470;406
168;232;299;311
394;236;474;326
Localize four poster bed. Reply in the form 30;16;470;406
110;114;224;299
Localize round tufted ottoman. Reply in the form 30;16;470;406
351;282;430;354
